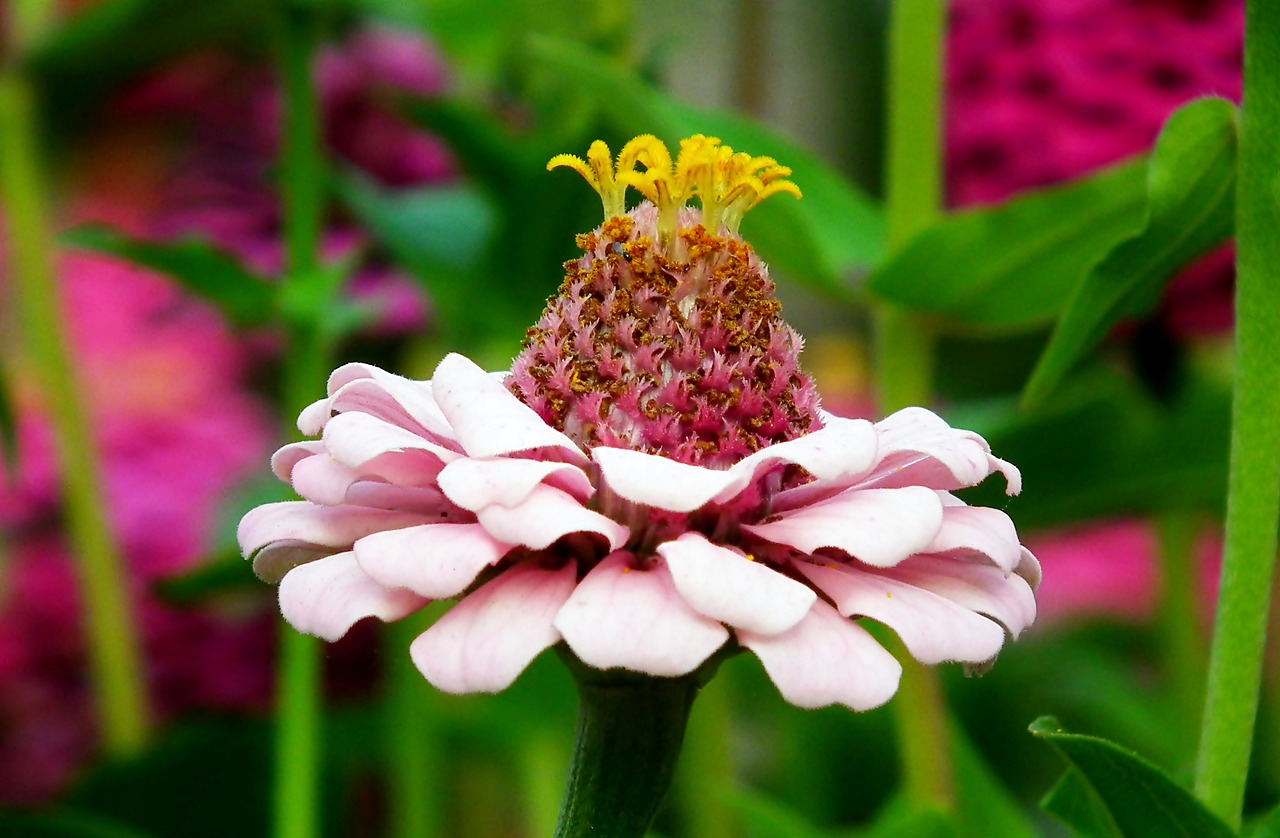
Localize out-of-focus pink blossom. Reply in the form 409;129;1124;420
947;0;1243;334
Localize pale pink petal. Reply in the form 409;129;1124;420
718;416;879;501
322;411;462;468
592;418;879;512
325;363;454;439
354;523;512;598
290;453;360;506
297;397;333;436
743;486;943;568
238;501;427;556
279;552;427;641
476;484;629;551
1016;547;1042;589
271;441;326;481
431;353;587;462
438;457;593;512
554;552;729;676
593;447;745;512
866;407;1018;494
925;505;1023;573
411;561;577;693
657;533;814;635
342;482;456;515
882;555;1037;638
739;600;901;711
349;449;448;487
797;561;1005;664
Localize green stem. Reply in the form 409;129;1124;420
1193;3;1280;827
876;0;952;812
0;68;149;754
384;619;440;838
1153;512;1206;752
554;671;699;838
272;4;331;838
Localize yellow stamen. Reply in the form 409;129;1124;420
547;134;802;240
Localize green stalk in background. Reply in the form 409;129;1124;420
272;4;331;837
1194;2;1280;827
875;0;953;812
0;4;150;756
1154;512;1207;754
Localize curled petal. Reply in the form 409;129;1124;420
279;552;426;641
797;561;1005;665
354;523;513;599
271;441;326;482
323;411;462;470
743;486;943;568
554;552;729;677
657;533;814;636
476;484;629;551
438;457;594;512
1015;547;1042;589
290;454;360;506
739;600;901;711
253;540;333;583
325;363;454;439
593;417;878;512
882;555;1037;638
925;505;1024;573
868;407;1018;494
239;501;426;557
432;354;587;462
411;561;577;693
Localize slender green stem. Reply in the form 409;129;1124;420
1193;3;1280;826
384;619;440;838
0;68;149;754
554;671;699;838
876;0;952;812
1153;512;1206;753
272;4;331;838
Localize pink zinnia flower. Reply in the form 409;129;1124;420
240;136;1040;711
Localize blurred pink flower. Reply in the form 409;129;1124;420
241;137;1040;712
947;0;1243;334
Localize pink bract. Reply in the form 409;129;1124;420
240;352;1040;711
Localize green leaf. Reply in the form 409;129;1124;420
1023;97;1238;408
524;36;885;295
63;226;276;328
950;722;1038;838
1245;802;1280;838
1041;769;1123;838
856;798;959;838
723;786;838;838
865;158;1146;332
1029;716;1235;838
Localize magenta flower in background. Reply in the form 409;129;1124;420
947;0;1243;334
240;136;1040;711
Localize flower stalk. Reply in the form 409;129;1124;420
272;3;329;837
0;16;149;755
554;666;701;838
1194;2;1280;827
877;0;954;812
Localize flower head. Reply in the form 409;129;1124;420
240;136;1039;711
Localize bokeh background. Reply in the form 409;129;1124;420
0;0;1267;835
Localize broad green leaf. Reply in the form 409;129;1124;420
1246;803;1280;838
63;227;275;328
950;723;1038;838
524;36;885;294
856;798;959;838
1029;716;1234;838
1041;769;1122;838
724;786;838;838
1023;98;1237;408
953;366;1230;529
865;158;1146;332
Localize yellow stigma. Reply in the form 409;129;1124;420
547;134;801;242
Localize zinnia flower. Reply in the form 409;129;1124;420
239;135;1040;711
